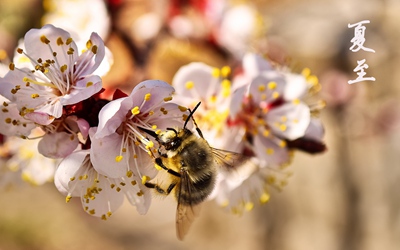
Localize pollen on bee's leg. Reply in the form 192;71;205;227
141;175;151;185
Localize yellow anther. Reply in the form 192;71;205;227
131;106;140;115
121;148;127;153
16;48;23;54
89;209;95;215
107;211;112;217
221;79;231;89
91;45;98;54
185;81;194;89
115;155;123;162
146;141;154;149
263;130;270;137
301;67;311;78
266;148;274;155
40;35;50;44
245;202;254;211
9;63;15;71
0;49;7;60
221;66;231;78
70;177;75;181
86;81;93;87
279;140;287;148
31;94;40;99
66;37;73;45
144;93;151;101
60;64;67;73
272;91;280;99
164;96;173;102
154;163;163;171
137;190;144;196
131;180;137;186
86;39;93;49
260;192;270;204
101;214;107;220
151;125;157;130
116;187;121;192
279;124;287;131
56;37;64;45
141;175;151;185
307;75;319;86
178;105;187;112
212;68;220;78
66;195;72;203
258;84;266;92
126;170;133;178
268;81;277;89
293;99;300;105
221;200;229;207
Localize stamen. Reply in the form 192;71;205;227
40;35;50;44
185;81;194;89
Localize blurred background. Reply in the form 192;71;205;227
0;0;399;249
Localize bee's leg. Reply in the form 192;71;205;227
155;157;181;177
144;182;177;195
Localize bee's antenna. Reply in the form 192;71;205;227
184;102;204;138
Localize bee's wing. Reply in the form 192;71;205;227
176;170;201;241
211;148;249;171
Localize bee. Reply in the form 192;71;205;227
141;102;246;240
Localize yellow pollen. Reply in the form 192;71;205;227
268;81;277;89
0;49;7;60
86;39;93;49
266;148;274;155
154;163;163;171
131;106;140;115
66;37;73;45
293;99;300;105
258;84;266;92
272;91;280;99
146;141;154;149
185;81;194;89
56;37;64;45
212;68;220;78
209;95;217;103
155;129;161;135
221;79;231;88
178;105;187;112
107;211;112;217
221;66;231;78
260;192;270;203
307;75;319;86
245;202;254;211
301;67;311;78
60;64;67;73
263;130;270;137
101;214;107;220
40;35;50;44
91;45;98;54
86;82;93;87
163;96;173;102
9;63;15;71
89;209;95;215
151;125;157;130
115;155;123;162
31;94;40;99
126;170;133;178
144;93;151;101
148;111;154;116
141;175;151;185
279;124;287;131
279;140;287;148
66;195;72;203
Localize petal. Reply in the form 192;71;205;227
24;24;79;71
283;73;309;100
90;130;129;178
0;101;35;136
25;111;57;125
242;53;273;78
303;118;325;141
61;75;102;105
74;32;106;76
0;69;27;101
95;97;130;138
38;132;79;158
172;62;216;99
253;135;290;166
266;102;311;140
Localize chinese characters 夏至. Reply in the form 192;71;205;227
348;20;375;84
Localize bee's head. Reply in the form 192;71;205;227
158;128;182;151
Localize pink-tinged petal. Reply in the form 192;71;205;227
253;135;290;166
38;132;79;158
90;130;128;178
123;182;151;215
24;24;78;71
266;102;310;140
230;84;247;118
95;97;131;138
172;62;216;99
0;69;28;101
61;75;102;105
76;118;90;139
283;73;309;100
74;32;106;76
0;101;35;136
303;118;325;141
81;174;124;218
24;112;56;125
249;71;286;104
55;150;88;196
63;116;90;137
130;80;175;110
242;53;273;78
